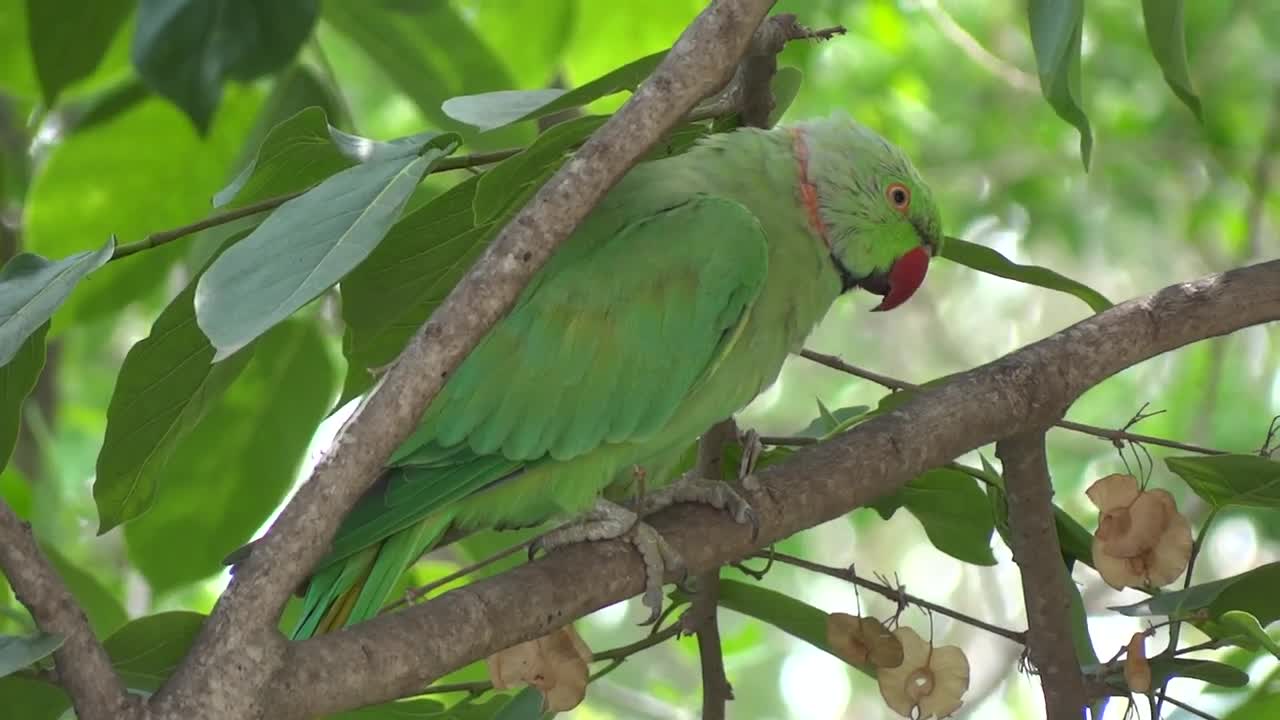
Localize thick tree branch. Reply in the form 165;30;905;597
268;260;1280;717
996;432;1087;719
0;502;140;720
149;3;780;719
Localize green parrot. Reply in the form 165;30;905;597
276;114;942;639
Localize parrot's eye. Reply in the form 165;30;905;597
886;183;911;213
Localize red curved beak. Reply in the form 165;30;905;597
869;246;930;312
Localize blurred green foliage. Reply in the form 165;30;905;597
0;0;1277;718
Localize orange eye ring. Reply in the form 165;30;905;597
886;182;911;214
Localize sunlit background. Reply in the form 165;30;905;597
2;0;1278;718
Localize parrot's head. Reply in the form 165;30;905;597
797;115;943;311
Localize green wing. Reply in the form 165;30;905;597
294;194;769;638
398;194;771;463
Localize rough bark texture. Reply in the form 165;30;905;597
264;260;1280;717
0;503;141;720
998;432;1088;719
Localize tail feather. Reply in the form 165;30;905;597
291;513;454;641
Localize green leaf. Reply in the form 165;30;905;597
767;66;804;126
492;688;553;720
1166;454;1280;508
1220;611;1280;659
442;51;664;131
0;240;114;366
0;323;46;471
94;242;256;533
131;0;319;132
1026;0;1092;169
796;401;869;439
103;612;204;692
25;0;132;106
0;632;63;679
978;456;1094;568
1064;567;1099;667
337;177;491;403
196;135;457;359
328;698;448;719
870;469;997;566
322;0;523;148
941;237;1112;313
1225;667;1280;718
716;579;874;678
0;676;69;720
24;92;261;328
42;545;127;638
1140;0;1202;121
1110;562;1280;625
214;106;353;209
125;318;338;593
1148;657;1250;688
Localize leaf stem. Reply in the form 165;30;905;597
762;551;1027;644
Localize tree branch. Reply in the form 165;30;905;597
266;260;1280;717
996;432;1088;719
148;3;781;718
797;349;1229;456
0;501;140;720
689;420;737;720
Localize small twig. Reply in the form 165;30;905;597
383;540;531;613
689;420;737;720
799;349;1229;455
108;147;522;263
763;551;1025;644
415;623;684;698
1154;507;1219;719
1258;415;1280;457
997;432;1087;719
1245;87;1280;260
0;502;140;720
1153;692;1220;720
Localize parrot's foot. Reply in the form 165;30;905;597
634;474;759;541
529;498;684;624
737;427;765;492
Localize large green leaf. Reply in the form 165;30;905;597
322;0;523;149
25;0;132;106
716;579;875;678
870;468;997;566
0;676;69;720
102;612;205;692
442;51;664;132
125;318;338;593
196;134;457;359
24;92;261;327
1140;0;1202;121
337;178;492;403
941;237;1112;313
0;241;113;366
1166;454;1280;509
1110;563;1280;627
1147;657;1250;688
1027;0;1092;168
213;106;351;209
0;632;63;679
131;0;319;132
94;251;256;533
0;323;46;471
42;545;127;638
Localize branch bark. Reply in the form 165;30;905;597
996;432;1088;719
0;502;140;720
147;2;780;719
689;420;738;720
266;260;1280;717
